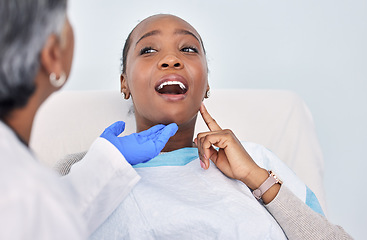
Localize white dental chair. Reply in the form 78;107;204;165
30;89;326;211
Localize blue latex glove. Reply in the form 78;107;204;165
100;121;178;165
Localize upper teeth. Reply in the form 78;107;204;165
157;81;186;90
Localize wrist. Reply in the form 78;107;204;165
240;167;269;190
261;182;281;204
252;170;282;204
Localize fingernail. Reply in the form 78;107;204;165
200;160;205;169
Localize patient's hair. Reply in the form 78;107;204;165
0;0;67;119
120;14;207;75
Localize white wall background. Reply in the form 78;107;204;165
66;1;367;238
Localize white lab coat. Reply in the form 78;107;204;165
0;121;140;239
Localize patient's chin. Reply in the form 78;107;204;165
138;101;200;128
156;116;186;126
156;112;198;128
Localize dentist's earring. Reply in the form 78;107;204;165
49;72;66;88
205;90;210;99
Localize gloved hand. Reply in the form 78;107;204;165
100;121;178;165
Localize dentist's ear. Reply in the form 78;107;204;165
120;74;131;100
40;34;64;89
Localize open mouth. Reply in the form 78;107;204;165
155;80;188;95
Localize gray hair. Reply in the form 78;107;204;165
0;0;67;119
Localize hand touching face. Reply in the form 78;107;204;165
195;103;259;182
195;103;275;199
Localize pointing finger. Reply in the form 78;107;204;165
200;103;222;131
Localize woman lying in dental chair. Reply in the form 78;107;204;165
55;14;352;240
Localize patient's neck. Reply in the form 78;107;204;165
162;121;196;152
136;116;197;152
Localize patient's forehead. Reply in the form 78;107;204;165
130;14;201;43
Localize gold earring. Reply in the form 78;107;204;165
205;90;210;99
123;91;130;100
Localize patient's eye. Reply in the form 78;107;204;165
140;47;157;55
181;46;198;53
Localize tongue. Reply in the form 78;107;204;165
157;85;186;94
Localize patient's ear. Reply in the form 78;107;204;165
120;74;130;100
205;84;211;99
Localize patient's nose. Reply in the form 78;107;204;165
158;54;183;69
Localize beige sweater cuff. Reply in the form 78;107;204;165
265;186;353;239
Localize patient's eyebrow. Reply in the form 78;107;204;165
174;29;200;43
135;29;201;46
136;30;161;46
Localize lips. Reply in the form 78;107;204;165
155;74;189;96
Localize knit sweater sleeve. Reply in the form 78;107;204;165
265;186;353;240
